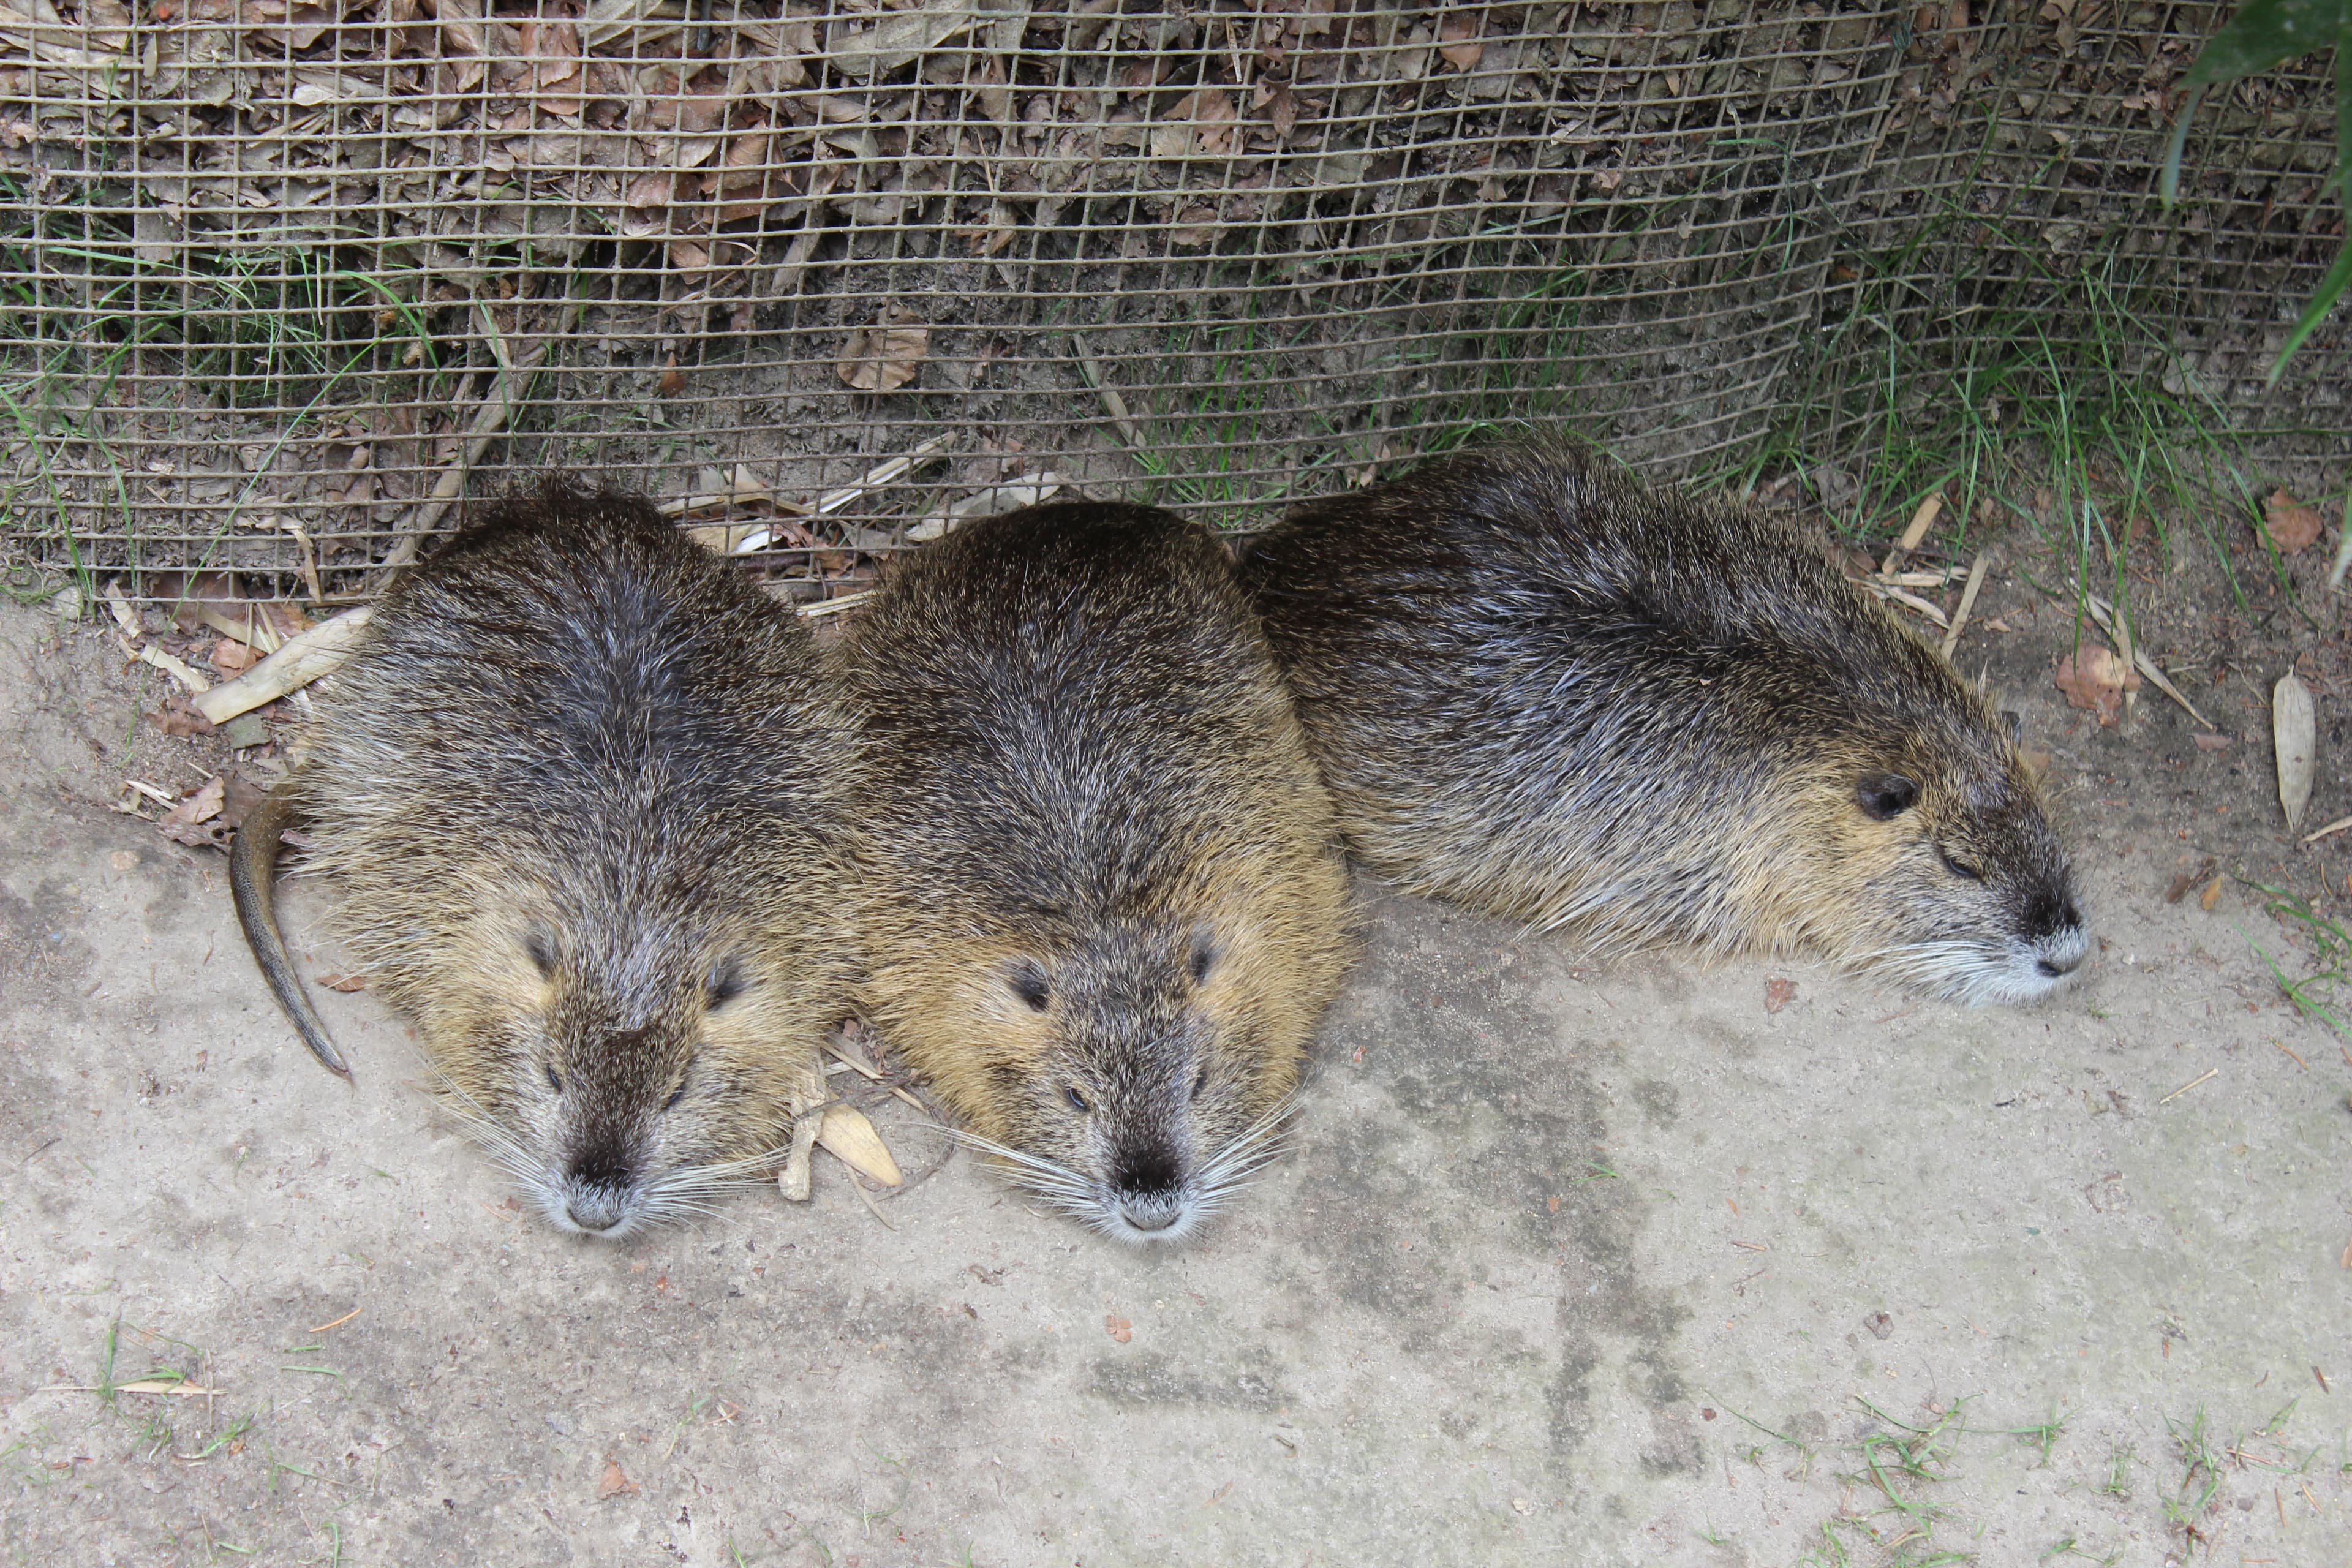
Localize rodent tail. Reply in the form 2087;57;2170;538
228;778;351;1078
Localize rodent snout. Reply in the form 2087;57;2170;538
1110;1145;1187;1234
554;1143;642;1238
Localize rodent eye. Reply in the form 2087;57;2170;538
524;930;559;977
1855;773;1919;821
1940;846;1985;881
663;1086;686;1112
545;1064;564;1094
1063;1084;1089;1113
1191;1065;1210;1101
1008;960;1050;1012
705;956;747;1009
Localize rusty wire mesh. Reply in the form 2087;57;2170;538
0;0;2345;606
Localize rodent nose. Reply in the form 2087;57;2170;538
2023;890;2082;940
2035;956;2077;979
1120;1202;1180;1233
564;1189;630;1233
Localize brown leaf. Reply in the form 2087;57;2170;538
162;777;225;828
220;769;269;832
2190;732;2233;752
1437;13;1485;70
837;307;928;393
2052;646;2138;726
2163;857;2217;905
2198;875;2223;912
1261;81;1297;141
596;1460;638;1499
147;697;214;737
208;636;258;675
658;356;685;398
1148;89;1238;160
1763;977;1796;1014
2263;489;2323;555
1104;1314;1132;1344
157;777;228;848
313;972;369;993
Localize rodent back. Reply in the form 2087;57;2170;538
1243;445;2084;993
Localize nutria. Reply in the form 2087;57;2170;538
230;481;854;1237
845;502;1356;1242
1238;443;2088;1004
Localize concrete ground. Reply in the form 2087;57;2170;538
2;590;2348;1568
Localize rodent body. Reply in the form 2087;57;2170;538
1240;443;2087;1004
231;481;855;1237
846;502;1356;1242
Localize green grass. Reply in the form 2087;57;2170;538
2242;881;2352;1033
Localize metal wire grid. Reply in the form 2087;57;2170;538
0;1;2342;607
1795;1;2351;477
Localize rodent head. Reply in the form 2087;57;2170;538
916;912;1300;1245
430;908;813;1240
1776;712;2087;1004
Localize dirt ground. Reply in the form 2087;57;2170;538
3;525;2350;1567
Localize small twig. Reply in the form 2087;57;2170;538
1939;550;1994;660
2304;813;2352;845
813;437;948;516
1074;346;1145;451
378;297;582;577
307;1306;362;1333
1864;581;1951;628
1880;491;1945;575
796;590;872;620
2073;587;2213;730
2158;1068;2218;1104
195;606;373;725
849;1171;899;1231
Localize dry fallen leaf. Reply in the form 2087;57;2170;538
2163;856;2218;905
157;777;227;848
657;356;685;397
596;1460;638;1499
1104;1314;1132;1344
816;1102;903;1186
1763;977;1796;1014
2198;875;2224;912
148;696;214;737
2053;645;2139;726
2263;489;2324;555
208;637;258;675
837;306;927;393
2190;732;2233;752
314;972;369;993
1437;12;1485;69
2274;671;2316;831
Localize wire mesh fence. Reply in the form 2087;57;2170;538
1;0;2345;606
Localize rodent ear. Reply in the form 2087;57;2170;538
704;954;748;1009
1006;957;1051;1012
1999;710;2023;745
1855;773;1919;821
1188;928;1217;987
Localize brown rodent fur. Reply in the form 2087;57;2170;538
230;480;854;1237
845;501;1356;1242
1239;443;2087;1004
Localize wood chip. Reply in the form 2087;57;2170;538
777;1107;820;1204
2198;875;2224;912
1881;491;1945;574
1939;551;1994;660
137;644;211;695
2274;671;2316;832
816;1102;902;1186
2164;857;2218;903
195;606;371;725
2158;1068;2217;1104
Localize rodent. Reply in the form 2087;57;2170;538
1238;442;2088;1004
230;480;856;1237
844;501;1357;1242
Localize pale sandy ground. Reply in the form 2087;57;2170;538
2;598;2347;1568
